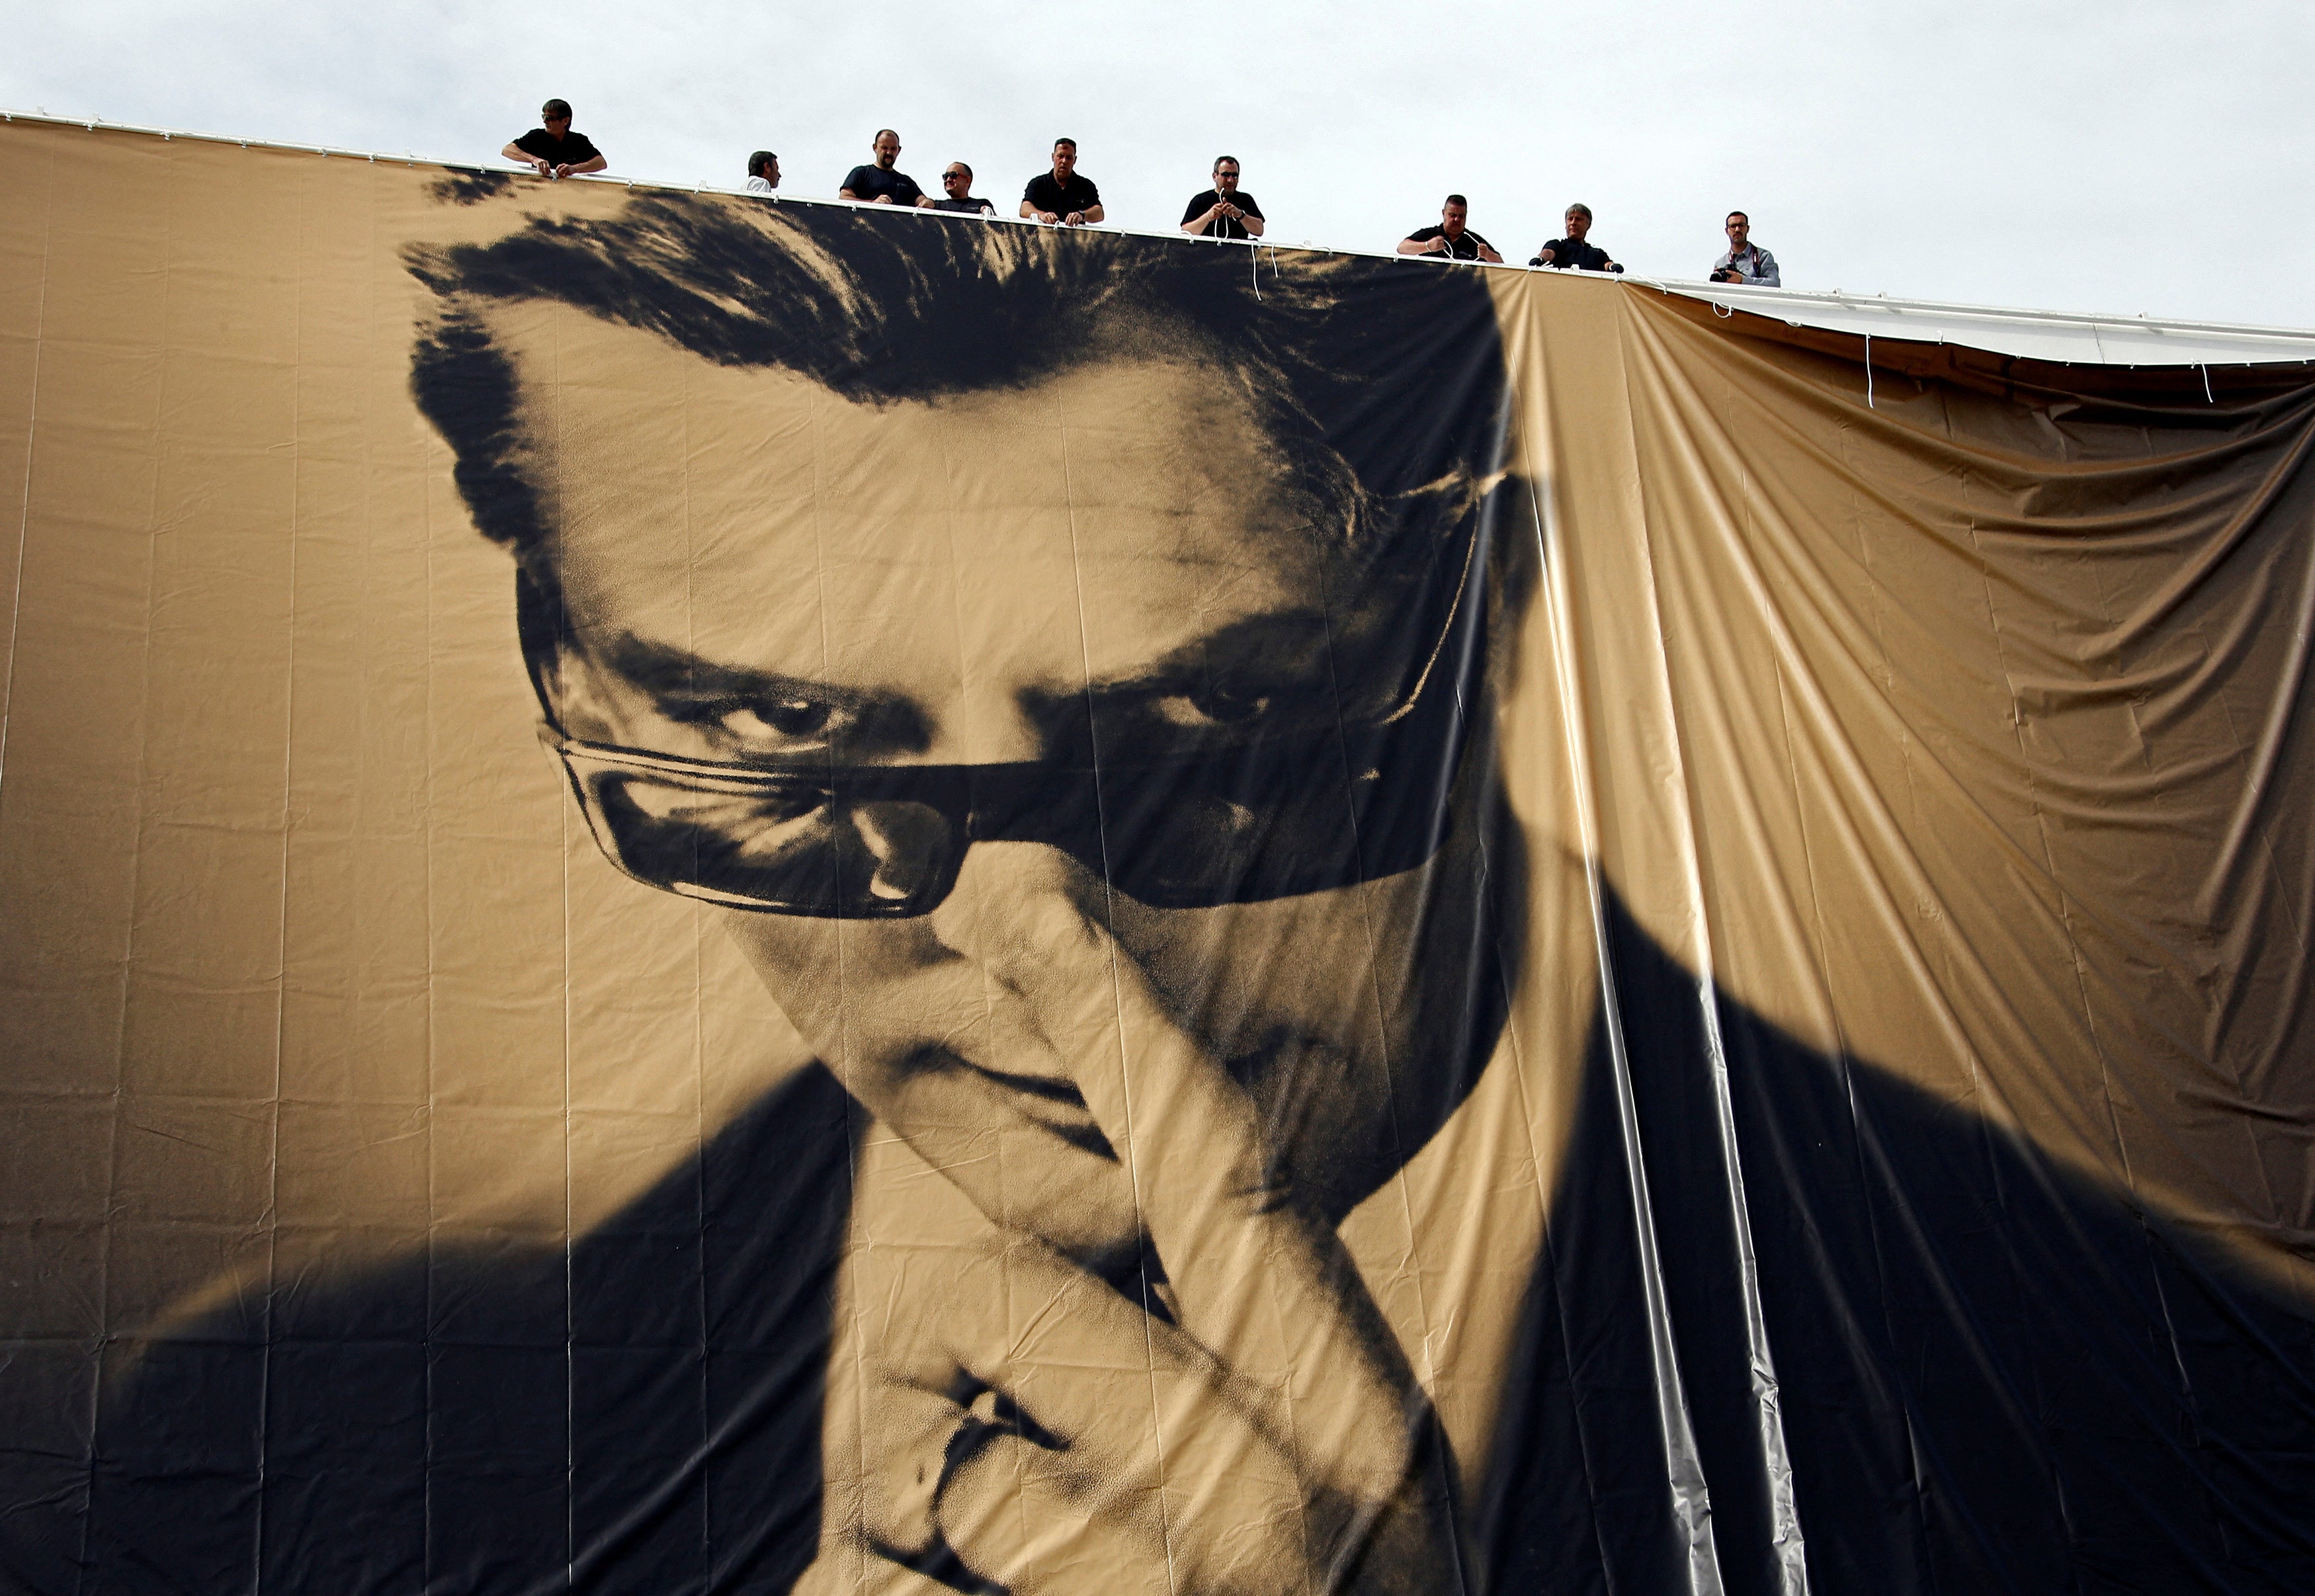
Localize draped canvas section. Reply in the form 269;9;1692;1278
1517;282;2315;1279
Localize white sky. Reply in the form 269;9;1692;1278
5;0;2308;327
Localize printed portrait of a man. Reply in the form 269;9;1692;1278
407;202;1532;1595
15;168;2314;1596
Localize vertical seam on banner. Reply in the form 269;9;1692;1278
11;145;99;1596
1626;314;1815;1596
1484;345;1611;1565
1057;407;1189;1596
694;884;714;1572
0;153;47;794
419;258;439;1596
253;167;313;1595
808;379;876;1590
1302;431;1390;1591
929;386;982;1583
87;159;175;1596
1792;432;1964;1574
1523;340;1725;1596
677;325;711;1575
556;309;579;1593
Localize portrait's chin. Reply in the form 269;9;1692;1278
1228;1027;1398;1224
854;1042;1156;1275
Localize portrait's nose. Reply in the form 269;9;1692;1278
926;839;1107;987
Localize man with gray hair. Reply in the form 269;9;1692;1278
1529;203;1621;273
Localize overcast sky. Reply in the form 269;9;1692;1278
5;0;2307;327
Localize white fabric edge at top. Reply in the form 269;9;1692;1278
1640;278;2315;368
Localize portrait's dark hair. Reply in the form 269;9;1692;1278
540;99;572;120
406;195;1509;609
1727;210;1748;224
1445;193;1468;208
1053;138;1077;151
747;150;777;179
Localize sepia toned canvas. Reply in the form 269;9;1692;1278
2;118;2311;1593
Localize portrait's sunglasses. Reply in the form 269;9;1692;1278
542;552;1482;919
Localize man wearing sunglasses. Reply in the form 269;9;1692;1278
499;97;606;180
930;160;994;214
409;202;1527;1594
1180;154;1266;239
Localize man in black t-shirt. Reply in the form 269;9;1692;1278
1021;138;1104;226
839;130;931;208
499;99;605;180
1529;203;1623;273
1180;155;1265;240
930;161;996;216
1398;194;1502;263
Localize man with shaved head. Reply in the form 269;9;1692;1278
840;127;930;206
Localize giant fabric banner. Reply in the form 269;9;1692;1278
3;121;2314;1595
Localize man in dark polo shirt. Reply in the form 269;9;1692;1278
1398;194;1501;262
499;99;606;180
930;161;995;215
1529;202;1624;273
1179;155;1265;240
1021;138;1104;226
839;130;931;208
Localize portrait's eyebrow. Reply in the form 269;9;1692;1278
1087;610;1337;697
598;633;845;706
597;632;932;750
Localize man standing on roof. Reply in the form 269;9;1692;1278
840;131;931;207
1021;139;1104;226
501;100;605;180
1180;157;1265;239
1709;212;1780;286
1399;195;1502;262
1529;204;1622;273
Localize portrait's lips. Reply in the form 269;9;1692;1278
958;1031;1317;1157
962;1063;1116;1157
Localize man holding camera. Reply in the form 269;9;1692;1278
1709;210;1781;286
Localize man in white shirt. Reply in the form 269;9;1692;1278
745;151;779;196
